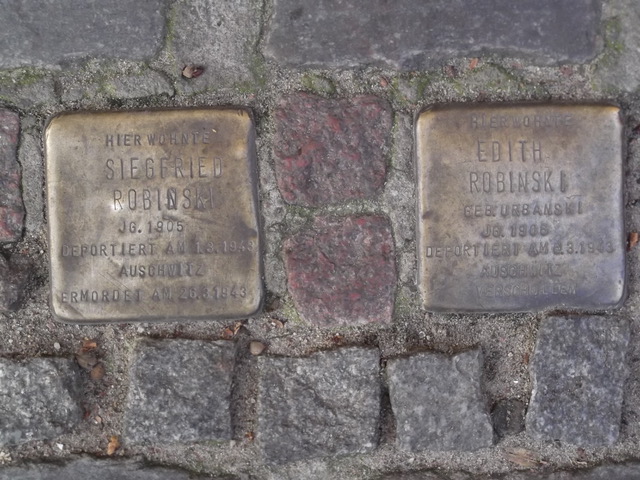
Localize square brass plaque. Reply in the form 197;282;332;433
46;109;262;323
416;104;625;312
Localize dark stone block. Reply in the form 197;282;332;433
257;348;380;463
526;316;629;446
265;0;601;68
0;254;32;312
491;399;526;440
284;215;396;326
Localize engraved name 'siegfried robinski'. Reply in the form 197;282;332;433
104;132;223;211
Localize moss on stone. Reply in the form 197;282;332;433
393;288;420;319
300;73;336;96
280;295;304;325
603;16;624;55
0;68;49;88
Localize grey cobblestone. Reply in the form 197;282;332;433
526;316;629;446
0;357;82;445
124;339;234;445
0;0;169;68
257;348;380;463
264;0;601;69
168;0;261;91
387;350;493;452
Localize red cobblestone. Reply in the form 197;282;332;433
284;215;396;326
274;93;392;206
0;109;24;242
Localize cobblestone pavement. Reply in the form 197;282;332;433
2;0;640;478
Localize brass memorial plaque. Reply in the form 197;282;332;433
46;109;262;323
416;105;625;312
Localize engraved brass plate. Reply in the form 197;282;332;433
416;105;625;312
46;109;262;323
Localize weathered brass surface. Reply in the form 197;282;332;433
46;109;262;323
416;105;625;312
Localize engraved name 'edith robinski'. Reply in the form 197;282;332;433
416;105;625;312
46;109;262;323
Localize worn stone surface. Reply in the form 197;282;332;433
387;350;494;452
264;0;601;68
124;339;234;444
0;254;31;312
284;215;396;326
0;357;82;445
0;457;220;480
257;348;380;463
0;0;168;68
169;0;261;90
526;316;630;446
0;109;24;242
273;94;392;206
